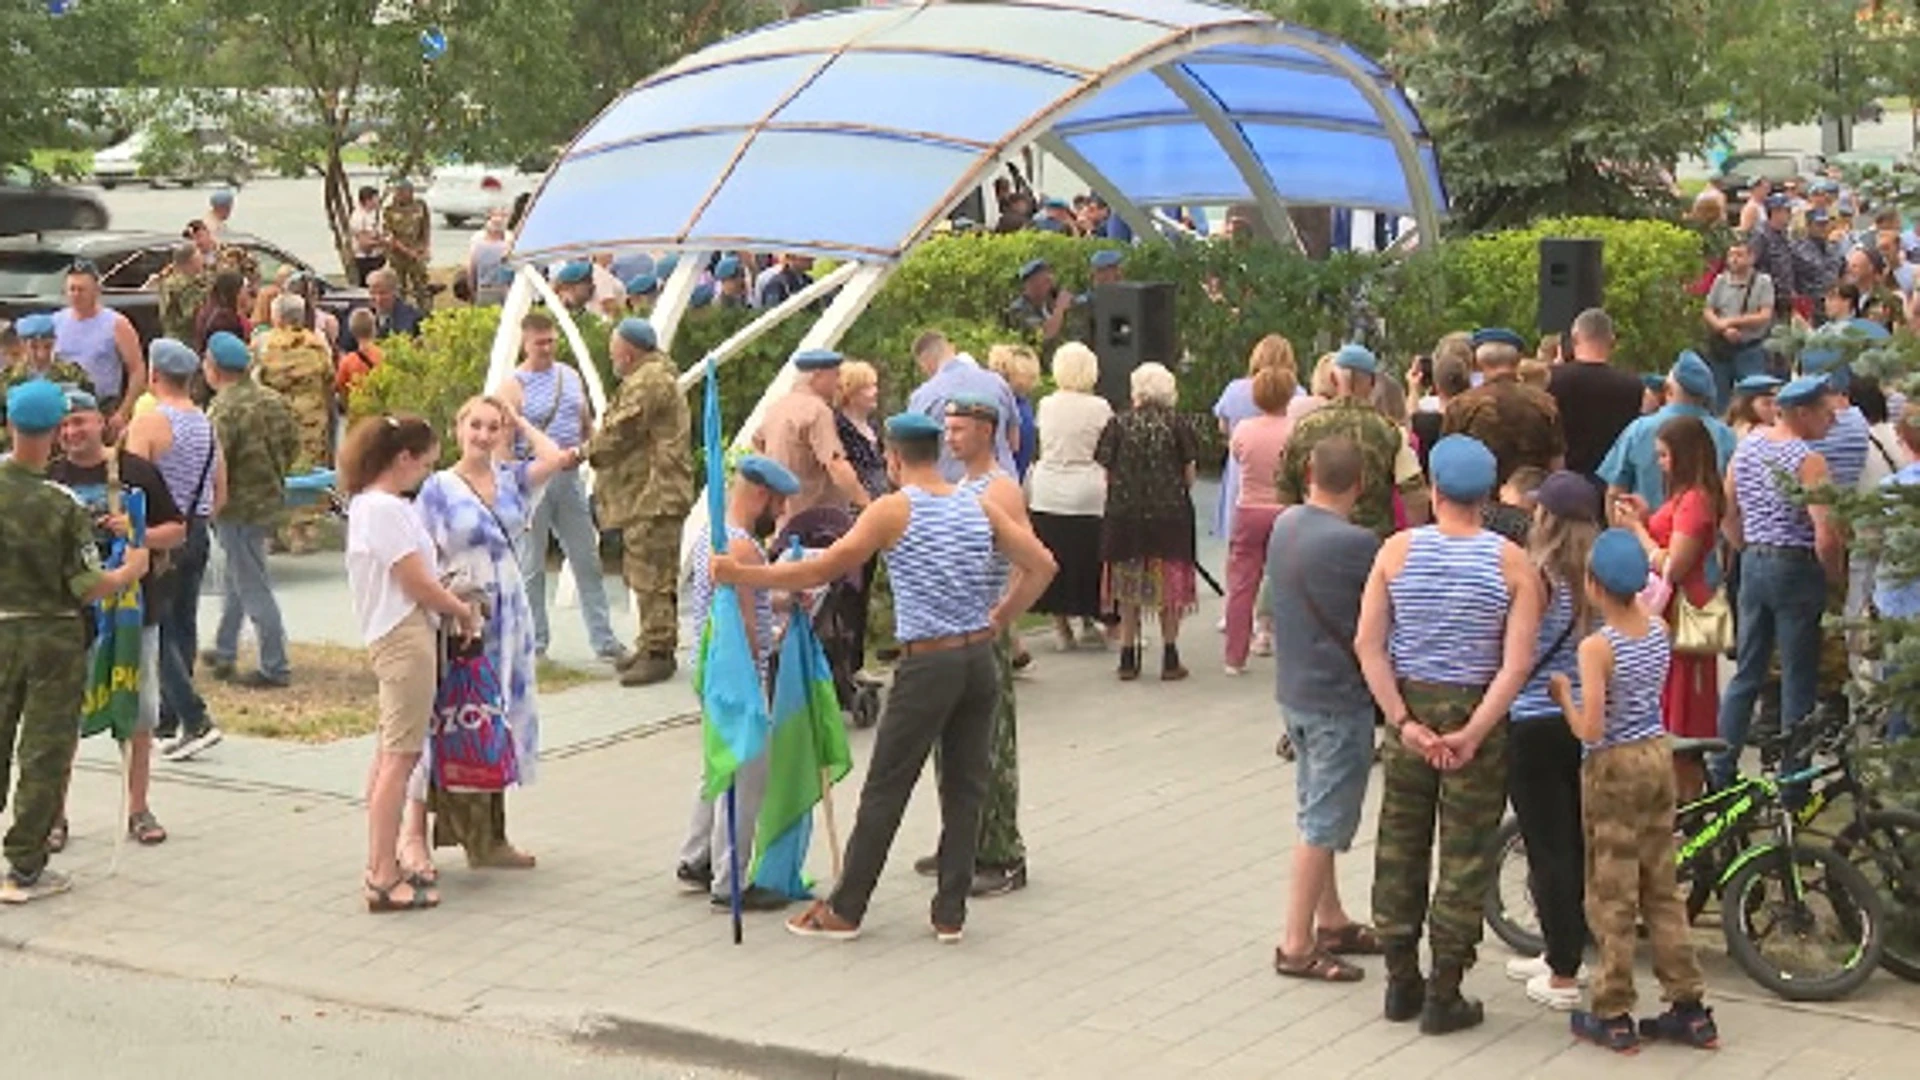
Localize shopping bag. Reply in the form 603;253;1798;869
430;637;518;792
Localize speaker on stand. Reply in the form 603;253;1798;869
1537;238;1604;337
1090;282;1178;414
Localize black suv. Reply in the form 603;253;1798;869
0;230;369;342
0;165;110;235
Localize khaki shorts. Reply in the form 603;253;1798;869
369;609;437;754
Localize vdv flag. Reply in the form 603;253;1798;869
82;488;145;741
695;361;769;798
750;574;853;899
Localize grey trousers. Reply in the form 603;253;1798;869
830;640;999;929
678;752;768;897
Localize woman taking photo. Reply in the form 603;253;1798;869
1028;342;1114;651
340;414;477;913
405;396;576;876
1224;360;1296;674
1095;362;1198;680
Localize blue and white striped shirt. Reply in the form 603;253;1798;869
1811;405;1869;490
1588;623;1671;752
1388;527;1511;686
885;485;994;643
514;364;587;450
959;470;1011;600
154;404;218;519
1511;575;1577;720
688;520;775;676
1732;433;1816;549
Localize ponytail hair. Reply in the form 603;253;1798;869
339;413;437;495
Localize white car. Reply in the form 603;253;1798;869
424;160;547;228
93;128;251;190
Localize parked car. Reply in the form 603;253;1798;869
0;230;368;343
92;128;252;190
0;166;110;235
424;153;553;228
1711;149;1829;202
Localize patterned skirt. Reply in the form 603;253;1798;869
1103;557;1197;615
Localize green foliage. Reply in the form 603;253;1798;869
349;305;499;466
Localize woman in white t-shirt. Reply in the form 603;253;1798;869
1027;342;1114;651
339;414;478;914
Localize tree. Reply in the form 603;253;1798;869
1404;0;1725;232
1246;0;1395;60
0;0;155;169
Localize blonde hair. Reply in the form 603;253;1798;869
987;343;1041;394
1527;510;1599;630
1248;334;1294;377
1517;359;1549;388
1130;362;1177;408
1251;365;1296;413
835;360;878;409
454;394;511;430
1309;353;1339;398
1434;332;1473;373
1051;341;1099;393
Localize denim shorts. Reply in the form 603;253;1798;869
137;625;160;733
1282;704;1375;851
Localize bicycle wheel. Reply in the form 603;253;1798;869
1722;843;1885;1001
1483;816;1546;957
1832;808;1920;983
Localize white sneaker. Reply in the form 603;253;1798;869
1506;954;1589;983
162;725;223;762
1251;630;1274;657
1215;616;1227;633
1525;972;1582;1011
1223;664;1246;676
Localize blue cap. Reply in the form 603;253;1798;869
149;337;199;378
624;273;658;296
554;260;592;286
5;379;69;434
1777;375;1830;407
792;348;842;371
1764;194;1790;211
1589;528;1649;597
14;313;54;340
1018;258;1050;281
1808;208;1832;225
945;393;1000;428
1428;434;1497;503
1471;327;1527;350
616;318;657;351
688;282;716;307
65;389;100;413
207;331;251;371
1090;249;1124;270
713;255;742;281
1670;350;1714;400
655;253;681;279
210;188;235;208
885;412;943;440
1735;374;1783;395
1536;470;1600;523
1333;343;1378;375
735;454;800;497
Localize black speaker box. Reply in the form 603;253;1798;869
1537;238;1604;335
1091;281;1177;412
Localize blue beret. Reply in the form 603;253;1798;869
616;318;657;351
1735;375;1783;395
713;255;742;281
210;188;235;208
945;393;1000;427
554;260;592;286
15;313;54;340
1764;194;1790;211
207;331;251;371
5;379;69;434
1776;375;1830;408
1030;217;1070;234
1333;343;1378;375
1670;351;1715;400
611;253;655;281
624;273;659;296
1812;179;1840;194
1428;434;1497;503
149;337;199;378
792;348;842;371
885;412;943;440
655;254;681;279
1641;373;1668;393
1018;258;1049;281
65;389;100;413
1471;327;1527;351
1589;528;1649;597
1807;208;1832;224
1846;318;1892;341
1090;249;1124;270
735;454;800;497
688;282;716;307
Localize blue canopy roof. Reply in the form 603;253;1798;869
512;0;1446;265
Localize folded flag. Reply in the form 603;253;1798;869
751;602;853;898
81;489;145;742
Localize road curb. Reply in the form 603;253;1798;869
571;1011;958;1080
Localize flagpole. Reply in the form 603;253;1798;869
726;783;744;944
818;764;844;881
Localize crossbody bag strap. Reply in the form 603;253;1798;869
1283;513;1363;670
453;468;519;547
188;425;217;519
1523;574;1578;687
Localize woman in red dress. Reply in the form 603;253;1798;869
1614;415;1726;800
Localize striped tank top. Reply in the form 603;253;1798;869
1589;623;1671;752
1388;527;1511;686
885;485;994;644
52;308;123;398
514;365;586;450
155;404;218;519
959;469;1010;599
688;521;776;674
1732;433;1815;548
1511;574;1577;720
1811;406;1869;490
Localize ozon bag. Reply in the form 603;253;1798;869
430;634;518;792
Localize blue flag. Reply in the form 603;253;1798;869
695;360;769;798
750;592;853;899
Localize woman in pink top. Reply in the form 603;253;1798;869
1224;364;1298;673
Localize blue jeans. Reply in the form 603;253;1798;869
1708;342;1771;413
515;468;619;655
212;521;289;680
1713;546;1827;787
157;518;211;735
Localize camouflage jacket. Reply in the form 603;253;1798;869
156;266;210;342
1442;376;1566;486
0;459;103;617
587;354;693;527
209;379;299;526
255;327;334;469
1275;397;1418;539
383;200;431;260
0;360;94;453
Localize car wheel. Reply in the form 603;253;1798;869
444;214;471;229
98;179;118;191
71;206;108;231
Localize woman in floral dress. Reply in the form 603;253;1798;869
1096;363;1199;682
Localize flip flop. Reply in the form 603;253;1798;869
365;875;439;914
1273;948;1364;982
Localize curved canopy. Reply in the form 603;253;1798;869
511;0;1446;265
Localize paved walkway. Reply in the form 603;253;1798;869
11;492;1920;1078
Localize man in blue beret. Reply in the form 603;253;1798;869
1;314;93;453
1802;354;1870;489
1035;197;1078;234
1794;207;1847;313
0;379;151;901
1753;194;1802;314
1279;344;1430;538
588;312;692;686
712;255;750;310
908;331;1021;481
1444;330;1566;485
1003;258;1073;357
715;411;1057;943
550;260;595;318
675;451;799;908
623;274;660;316
1598;350;1735;509
753;348;871;526
687;281;716;310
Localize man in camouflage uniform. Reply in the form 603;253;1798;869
1004;258;1074;357
254;293;334;554
1;314;94;455
1276;344;1429;539
0;380;148;903
382;179;433;313
154;243;210;344
203;331;299;689
1442;327;1566;484
588;318;692;687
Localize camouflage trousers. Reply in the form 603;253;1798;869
391;256;432;312
620;516;683;657
0;618;87;876
1582;737;1706;1018
975;630;1024;868
1371;680;1508;974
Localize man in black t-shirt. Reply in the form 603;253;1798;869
48;391;186;847
1545;308;1644;491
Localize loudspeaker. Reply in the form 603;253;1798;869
1537;238;1604;335
1091;281;1178;412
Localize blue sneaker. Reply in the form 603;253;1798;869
1571;1010;1640;1054
1638;1001;1719;1049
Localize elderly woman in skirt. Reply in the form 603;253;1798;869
1028;342;1115;650
1095;362;1198;681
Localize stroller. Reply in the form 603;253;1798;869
775;507;884;729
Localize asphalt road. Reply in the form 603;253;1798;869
0;949;751;1080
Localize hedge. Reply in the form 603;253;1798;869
351;217;1709;459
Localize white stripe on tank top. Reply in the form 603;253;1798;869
1589;623;1671;752
1387;527;1511;686
886;485;995;643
